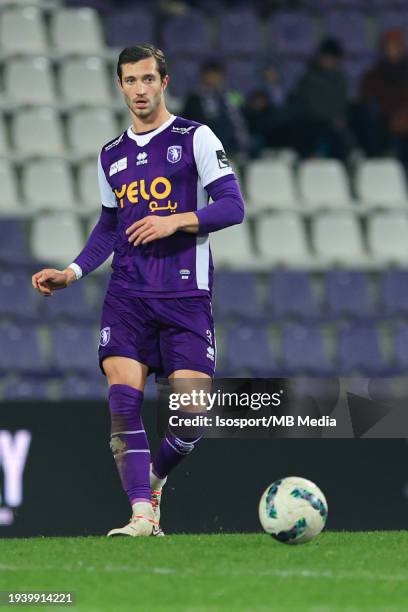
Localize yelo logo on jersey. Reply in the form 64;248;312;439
114;177;178;212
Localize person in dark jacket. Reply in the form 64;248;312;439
287;38;352;160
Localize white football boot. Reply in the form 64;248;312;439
150;466;167;537
107;501;156;537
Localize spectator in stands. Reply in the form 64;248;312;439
358;28;408;164
242;89;286;158
182;59;248;158
287;38;352;160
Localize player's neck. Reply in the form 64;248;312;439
131;106;172;135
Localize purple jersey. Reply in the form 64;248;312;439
97;114;234;297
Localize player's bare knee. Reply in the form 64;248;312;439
102;356;147;391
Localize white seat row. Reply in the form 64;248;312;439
210;211;408;269
2;56;117;106
0;7;104;55
246;158;408;211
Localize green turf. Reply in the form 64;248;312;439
0;532;406;611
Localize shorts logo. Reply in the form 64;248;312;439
216;149;230;169
167;145;182;164
206;329;213;345
179;268;190;280
206;346;215;361
99;327;111;347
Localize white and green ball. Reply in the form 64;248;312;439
259;476;328;544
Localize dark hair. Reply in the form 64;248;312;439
318;37;344;58
117;44;168;81
200;59;225;75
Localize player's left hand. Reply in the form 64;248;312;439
126;215;179;246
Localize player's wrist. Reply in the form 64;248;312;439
62;267;77;286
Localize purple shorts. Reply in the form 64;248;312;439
98;290;216;378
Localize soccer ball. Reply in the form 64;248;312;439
258;476;328;544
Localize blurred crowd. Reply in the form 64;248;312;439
181;27;408;165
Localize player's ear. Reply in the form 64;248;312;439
117;76;123;91
162;75;170;91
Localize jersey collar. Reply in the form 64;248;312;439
127;114;176;147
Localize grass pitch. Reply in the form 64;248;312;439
0;532;407;611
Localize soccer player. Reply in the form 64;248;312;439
32;44;245;536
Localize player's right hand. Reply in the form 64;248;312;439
31;268;76;297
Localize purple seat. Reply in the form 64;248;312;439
0;271;40;320
380;270;408;316
325;11;371;56
394;322;408;373
225;325;277;376
268;12;316;58
304;0;366;9
168;59;200;98
282;324;332;374
51;325;99;374
163;11;210;57
65;0;112;11
3;378;50;400
44;281;94;322
226;59;262;95
325;270;374;319
62;375;107;400
344;56;374;98
104;9;154;48
280;59;307;94
379;11;408;38
268;271;318;320
218;9;263;56
338;324;388;375
0;324;45;373
0;219;32;264
213;272;262;320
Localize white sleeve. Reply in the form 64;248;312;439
193;125;234;188
98;154;117;208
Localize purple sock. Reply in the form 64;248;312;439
152;411;203;479
109;384;151;505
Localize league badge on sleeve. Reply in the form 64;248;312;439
216;149;230;169
167;145;182;164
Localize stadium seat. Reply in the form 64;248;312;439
246;160;298;212
338;324;388;375
380;10;408;38
0;7;47;55
281;324;332;374
0;161;21;216
356;159;408;208
280;59;306;94
0;324;45;373
50;325;99;374
225;59;262;96
78;159;102;211
43;280;94;322
59;58;112;105
168;59;200;99
324;270;374;319
380;269;408;316
0;219;32;264
12;108;64;157
313;212;366;266
393;322;408;373
61;374;107;400
325;11;371;56
51;8;104;54
210;222;259;269
267;12;316;57
0;270;40;320
67;108;117;157
2;378;51;401
31;213;83;266
5;57;56;105
23;160;76;211
267;270;318;319
298;159;353;208
218;9;263;56
344;57;374;99
225;325;277;376
163;11;211;57
368;212;408;265
213;271;262;319
257;213;311;266
104;9;154;49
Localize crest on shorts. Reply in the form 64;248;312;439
99;327;111;347
167;145;182;164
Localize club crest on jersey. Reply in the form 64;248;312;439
99;327;110;347
167;145;182;164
